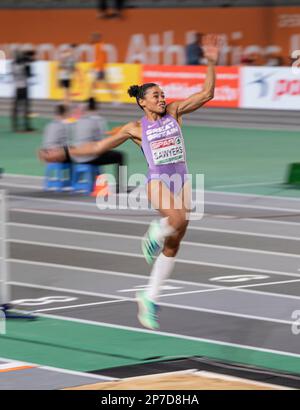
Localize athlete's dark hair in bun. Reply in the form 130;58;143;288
127;83;158;110
128;85;140;98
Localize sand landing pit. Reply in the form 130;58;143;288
65;370;289;390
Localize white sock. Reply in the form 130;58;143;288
147;252;176;302
156;217;176;243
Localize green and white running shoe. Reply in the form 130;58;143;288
142;220;162;264
136;290;159;330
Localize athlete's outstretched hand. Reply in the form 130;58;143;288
203;34;220;65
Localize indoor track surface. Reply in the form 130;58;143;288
2;174;300;388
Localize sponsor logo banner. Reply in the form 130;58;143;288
142;65;240;107
241;66;300;110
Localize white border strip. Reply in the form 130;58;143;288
0;356;117;381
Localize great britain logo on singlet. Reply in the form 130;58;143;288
146;118;184;165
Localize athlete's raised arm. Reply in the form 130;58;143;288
167;34;219;118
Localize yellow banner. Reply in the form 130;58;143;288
49;62;91;101
49;62;141;103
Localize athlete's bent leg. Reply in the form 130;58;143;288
137;182;190;329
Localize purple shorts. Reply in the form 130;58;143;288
147;163;189;195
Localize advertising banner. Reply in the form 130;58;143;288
143;65;239;107
49;62;141;103
240;66;300;110
0;61;49;99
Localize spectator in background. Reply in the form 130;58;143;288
290;55;298;67
38;104;71;163
90;33;107;99
71;98;126;192
265;52;284;67
89;33;120;104
185;32;204;65
97;0;125;19
240;55;256;66
57;45;78;106
11;49;35;133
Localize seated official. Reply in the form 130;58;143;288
71;98;126;192
38;104;71;163
39;99;127;192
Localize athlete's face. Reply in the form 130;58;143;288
140;86;166;114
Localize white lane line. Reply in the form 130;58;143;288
10;251;300;299
9;258;300;303
10;223;142;241
11;207;157;223
0;182;42;190
212;181;281;189
36;313;300;360
0;356;117;381
0;361;36;371
40;366;117;381
8;194;142;210
186;226;300;241
9;258;155;281
8;193;300;213
243;217;300;227
33;299;125;313
159;278;300;298
9;253;300;280
10;207;300;233
4;173;43;180
4;173;300;205
227;277;300;291
9;237;300;260
9;281;132;301
8;280;295;325
206;200;300;213
10;239;146;257
11;270;290;303
9;221;300;242
11;258;300;298
207;189;300;203
4;174;300;207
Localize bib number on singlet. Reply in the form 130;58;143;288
151;137;184;165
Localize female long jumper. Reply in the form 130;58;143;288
68;35;219;330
